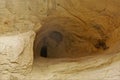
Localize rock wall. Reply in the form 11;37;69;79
0;31;35;80
0;0;120;80
34;0;120;58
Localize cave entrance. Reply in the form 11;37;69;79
33;17;111;59
40;46;47;57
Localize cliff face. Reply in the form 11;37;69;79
0;0;120;80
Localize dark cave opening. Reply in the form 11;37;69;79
40;46;47;57
33;17;111;58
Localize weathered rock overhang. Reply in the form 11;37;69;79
0;0;120;80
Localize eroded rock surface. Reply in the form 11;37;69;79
0;0;120;80
0;31;35;80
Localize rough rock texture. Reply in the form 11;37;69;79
0;31;35;80
0;0;120;80
34;16;109;58
34;0;120;58
26;51;120;80
33;0;120;80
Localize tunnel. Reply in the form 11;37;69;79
40;46;47;57
1;0;120;79
33;17;111;59
32;16;120;80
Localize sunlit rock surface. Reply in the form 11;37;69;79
0;0;120;80
0;31;35;80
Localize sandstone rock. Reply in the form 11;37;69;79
0;31;35;80
26;51;120;80
0;0;120;80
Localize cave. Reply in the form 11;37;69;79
34;17;110;58
0;0;120;80
40;46;47;57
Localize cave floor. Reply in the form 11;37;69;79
26;42;120;80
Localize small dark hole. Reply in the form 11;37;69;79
95;39;109;50
40;46;47;57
